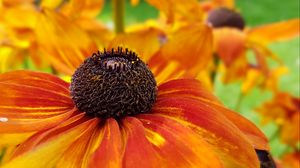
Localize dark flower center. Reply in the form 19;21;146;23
207;8;245;30
70;47;157;119
255;149;276;168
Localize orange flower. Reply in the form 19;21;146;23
39;5;215;90
0;47;268;167
143;1;299;93
256;92;300;146
206;8;299;93
0;0;110;72
278;151;300;168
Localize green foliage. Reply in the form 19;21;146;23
236;0;299;26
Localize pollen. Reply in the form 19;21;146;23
70;47;157;119
207;8;245;30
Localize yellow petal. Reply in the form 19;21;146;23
241;69;263;94
149;24;213;83
146;0;203;24
109;28;162;63
35;9;97;75
0;133;33;147
1;119;97;168
60;0;104;19
2;4;38;29
40;0;64;9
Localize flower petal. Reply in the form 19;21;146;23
1;4;38;29
89;118;123;168
149;24;213;83
60;0;104;19
158;78;221;103
109;28;162;63
0;133;33;147
121;117;163;167
0;70;74;133
40;0;64;9
158;79;269;150
138;114;223;167
11;113;87;157
213;28;246;66
56;119;102;168
35;9;97;75
211;0;235;8
281;112;300;146
247;19;300;44
151;95;260;167
146;0;203;24
1;117;98;168
76;19;113;48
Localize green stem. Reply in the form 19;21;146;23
0;147;7;163
23;56;30;69
235;92;244;111
211;54;220;85
50;66;58;75
112;0;125;34
269;127;280;142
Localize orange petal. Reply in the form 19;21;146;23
200;0;235;12
149;24;213;82
0;70;74;133
221;54;249;83
1;4;38;29
263;66;289;92
213;28;246;66
1;0;34;7
158;79;269;150
151;95;260;167
11;113;88;157
146;0;203;24
109;28;162;63
56;118;101;168
247;19;300;44
2;117;98;168
281;152;300;168
121;117;163;167
40;0;64;9
158;78;221;103
211;0;235;8
75;19;113;48
281;112;300;146
212;105;269;150
60;0;104;19
36;9;97;75
138;114;223;167
89;118;123;168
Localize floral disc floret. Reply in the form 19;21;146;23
207;8;245;30
70;47;157;118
